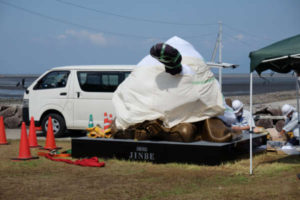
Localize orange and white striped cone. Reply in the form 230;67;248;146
108;114;113;126
103;112;110;130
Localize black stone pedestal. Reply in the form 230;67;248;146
72;133;267;165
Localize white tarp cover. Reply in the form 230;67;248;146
113;36;225;129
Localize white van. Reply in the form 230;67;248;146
22;65;135;136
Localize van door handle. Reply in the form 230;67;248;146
77;92;80;98
60;92;67;96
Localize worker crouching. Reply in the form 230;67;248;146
280;104;300;145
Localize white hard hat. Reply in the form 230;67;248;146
281;104;295;116
232;100;243;114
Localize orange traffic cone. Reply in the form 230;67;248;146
12;122;38;160
28;117;40;148
103;112;110;130
41;116;61;150
0;116;9;145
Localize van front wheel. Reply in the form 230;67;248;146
41;113;66;137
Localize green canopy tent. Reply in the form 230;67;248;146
250;34;300;74
248;34;300;174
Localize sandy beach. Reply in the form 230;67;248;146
228;90;298;111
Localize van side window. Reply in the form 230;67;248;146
34;71;70;90
77;71;130;92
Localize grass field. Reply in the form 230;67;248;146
0;140;300;200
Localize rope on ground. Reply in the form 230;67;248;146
38;152;105;167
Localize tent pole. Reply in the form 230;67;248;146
296;73;300;140
249;72;253;175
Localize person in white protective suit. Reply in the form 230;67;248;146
280;104;300;144
231;99;255;131
218;102;237;127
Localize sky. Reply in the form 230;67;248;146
0;0;299;74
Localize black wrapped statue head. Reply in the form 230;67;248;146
150;43;182;75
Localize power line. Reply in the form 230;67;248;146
223;23;274;41
0;0;153;39
180;32;217;39
223;32;256;48
0;0;217;40
55;0;217;26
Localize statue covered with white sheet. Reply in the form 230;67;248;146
111;36;241;142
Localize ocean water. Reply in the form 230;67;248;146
222;75;296;96
0;76;38;98
0;74;296;99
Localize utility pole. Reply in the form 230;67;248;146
211;21;223;91
218;21;223;90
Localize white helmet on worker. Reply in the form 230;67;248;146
232;100;243;114
281;104;295;117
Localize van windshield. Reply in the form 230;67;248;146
77;71;130;92
34;71;70;89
